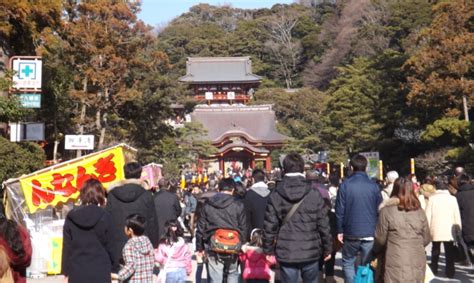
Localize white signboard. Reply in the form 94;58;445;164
11;57;42;90
205;92;213;100
65;135;95;150
227;91;235;100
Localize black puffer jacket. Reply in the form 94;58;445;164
263;175;332;263
195;193;248;252
105;179;159;272
62;205;114;283
456;183;474;244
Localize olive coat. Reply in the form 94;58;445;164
374;198;431;283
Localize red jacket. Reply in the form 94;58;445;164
239;244;276;280
0;225;32;283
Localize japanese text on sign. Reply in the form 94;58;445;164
19;147;125;213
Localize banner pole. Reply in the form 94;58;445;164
410;158;415;175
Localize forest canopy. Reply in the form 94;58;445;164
0;0;472;178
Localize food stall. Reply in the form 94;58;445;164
2;144;136;277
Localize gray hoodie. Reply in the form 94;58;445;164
251;181;270;198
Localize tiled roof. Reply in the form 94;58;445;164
191;105;287;144
179;57;262;83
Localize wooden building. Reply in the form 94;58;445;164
180;57;287;172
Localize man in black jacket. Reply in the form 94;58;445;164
105;162;159;272
263;153;332;283
153;178;182;240
456;174;474;249
196;178;248;283
243;169;270;234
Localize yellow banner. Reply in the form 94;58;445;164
20;146;126;213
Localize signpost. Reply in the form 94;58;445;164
18;93;41;108
65;135;95;150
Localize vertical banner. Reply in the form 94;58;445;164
410;158;415;174
379;160;384;180
360;152;380;179
19;146;126;213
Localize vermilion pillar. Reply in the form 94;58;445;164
265;156;271;172
219;158;225;173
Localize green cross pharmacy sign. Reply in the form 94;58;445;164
10;56;42;90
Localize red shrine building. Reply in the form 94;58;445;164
179;57;287;172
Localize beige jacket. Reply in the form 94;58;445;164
374;198;431;283
426;190;462;242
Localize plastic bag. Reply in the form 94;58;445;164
424;264;435;283
354;264;374;283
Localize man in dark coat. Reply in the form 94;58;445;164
335;154;382;283
153;178;182;240
456;174;474;248
263;153;332;283
105;162;159;272
243;169;270;235
196;178;248;283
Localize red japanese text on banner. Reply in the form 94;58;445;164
19;146;126;213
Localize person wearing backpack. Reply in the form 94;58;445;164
263;153;333;283
195;177;249;283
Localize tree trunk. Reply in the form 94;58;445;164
76;99;86;157
76;78;88;157
98;87;109;149
463;95;469;122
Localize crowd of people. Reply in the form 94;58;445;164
0;153;473;283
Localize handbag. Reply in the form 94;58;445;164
354;264;374;283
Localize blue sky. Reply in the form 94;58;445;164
138;0;294;26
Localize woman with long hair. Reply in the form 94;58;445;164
61;179;114;283
0;215;31;283
374;177;431;282
155;220;192;283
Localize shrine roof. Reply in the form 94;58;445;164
179;57;262;84
191;104;288;144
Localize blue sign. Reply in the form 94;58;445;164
18;93;41;108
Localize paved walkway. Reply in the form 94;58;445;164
27;245;474;283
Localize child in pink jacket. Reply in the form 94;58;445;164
155;220;192;283
240;229;276;282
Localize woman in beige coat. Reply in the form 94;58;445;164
425;178;462;278
374;177;431;283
